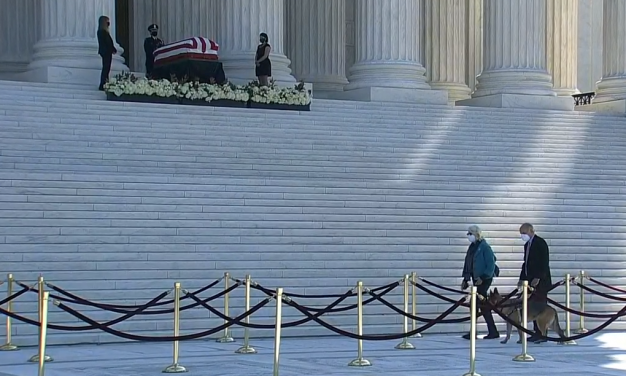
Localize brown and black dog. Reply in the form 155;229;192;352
488;288;566;344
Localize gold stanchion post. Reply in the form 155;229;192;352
348;281;371;367
0;273;18;351
162;282;187;373
37;292;50;376
512;281;535;362
236;275;257;354
29;277;52;363
216;272;235;343
462;286;480;376
576;270;588;334
562;274;576;345
272;288;283;376
410;272;422;338
395;275;415;349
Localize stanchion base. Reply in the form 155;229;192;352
0;343;19;351
512;354;535;362
162;364;188;373
348;358;372;367
215;336;235;343
559;340;577;346
235;345;257;354
394;341;415;350
576;328;588;334
462;372;481;376
28;354;53;363
410;333;423;338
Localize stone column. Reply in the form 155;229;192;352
344;0;447;104
459;0;573;110
0;0;37;78
425;0;471;102
213;0;295;85
594;0;626;103
27;0;126;85
286;0;348;92
546;0;579;96
465;0;482;94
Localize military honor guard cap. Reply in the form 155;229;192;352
148;24;159;32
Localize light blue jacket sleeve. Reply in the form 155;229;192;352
473;241;496;279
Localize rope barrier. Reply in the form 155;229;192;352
1;271;625;349
588;277;626;295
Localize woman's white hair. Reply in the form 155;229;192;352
467;225;483;240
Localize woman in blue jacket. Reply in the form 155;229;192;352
461;225;500;340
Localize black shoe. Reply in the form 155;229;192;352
483;333;500;340
462;333;477;340
527;335;541;342
533;338;547;344
98;85;105;91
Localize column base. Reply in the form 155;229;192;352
429;82;472;103
576;100;626;115
457;94;574;111
339;87;449;104
219;51;296;86
21;66;127;87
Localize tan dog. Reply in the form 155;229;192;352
488;288;566;344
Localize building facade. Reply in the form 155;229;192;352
1;0;624;109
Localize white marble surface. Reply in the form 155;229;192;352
286;0;348;92
0;333;624;376
424;0;472;102
547;0;579;96
595;0;626;103
458;93;574;110
577;0;603;94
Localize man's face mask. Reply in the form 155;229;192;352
260;37;266;43
151;31;158;37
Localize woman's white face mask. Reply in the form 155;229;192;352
467;234;476;243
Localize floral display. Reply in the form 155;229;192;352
104;72;311;108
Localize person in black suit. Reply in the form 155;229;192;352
97;15;117;91
144;24;164;78
518;223;552;343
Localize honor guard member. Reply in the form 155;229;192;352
144;24;164;77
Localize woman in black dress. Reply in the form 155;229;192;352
97;15;117;91
255;32;271;86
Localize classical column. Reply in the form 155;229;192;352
425;0;471;102
344;0;447;104
465;0;482;93
0;0;37;77
546;0;579;96
213;0;295;85
154;0;215;44
459;0;573;110
286;0;348;92
27;0;126;84
594;0;626;103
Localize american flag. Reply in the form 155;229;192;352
154;37;219;65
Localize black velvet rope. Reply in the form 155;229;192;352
55;298;270;341
588;277;626;295
419;278;466;295
0;291;170;331
367;289;470;324
546;297;626;319
0;288;28;306
251;281;400;313
489;300;626;343
574;282;626;302
46;278;222;309
286;296;467;341
46;282;239;315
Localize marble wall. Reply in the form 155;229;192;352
577;0;603;93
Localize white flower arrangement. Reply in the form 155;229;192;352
104;72;310;107
247;81;311;106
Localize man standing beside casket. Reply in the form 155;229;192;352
144;24;164;77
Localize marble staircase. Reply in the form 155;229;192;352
0;80;625;346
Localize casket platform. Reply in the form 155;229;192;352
152;37;226;84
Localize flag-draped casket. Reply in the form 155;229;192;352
152;37;226;84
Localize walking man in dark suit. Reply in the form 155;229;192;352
518;223;552;343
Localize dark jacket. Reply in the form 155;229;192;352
462;239;497;281
97;29;116;57
519;234;552;295
144;37;164;65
